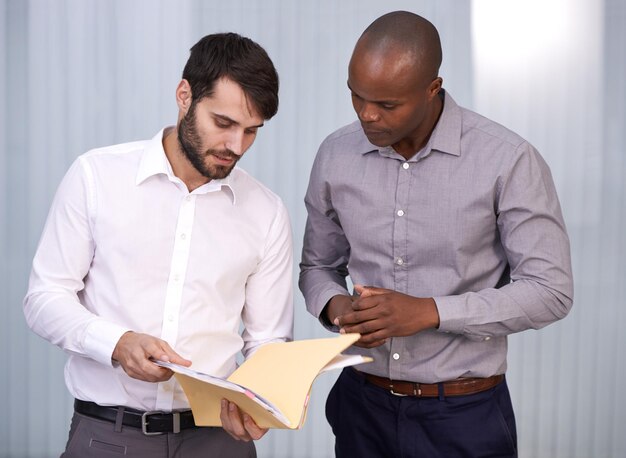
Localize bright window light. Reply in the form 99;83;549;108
472;0;569;70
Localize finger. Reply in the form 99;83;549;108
133;358;174;382
220;400;240;440
123;347;169;382
340;312;389;336
227;402;252;441
334;309;371;327
354;284;388;298
357;329;389;344
243;414;268;440
351;294;385;311
335;312;360;327
341;319;383;336
158;341;192;367
337;305;383;327
353;338;387;349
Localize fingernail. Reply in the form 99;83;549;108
339;328;345;334
229;402;235;412
333;318;339;325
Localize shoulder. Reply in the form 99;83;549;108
320;120;364;147
455;105;550;187
229;167;286;211
459;107;527;152
314;120;372;167
318;120;370;152
79;139;147;169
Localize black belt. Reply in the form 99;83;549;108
74;399;198;435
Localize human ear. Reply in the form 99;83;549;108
175;80;193;113
428;77;443;99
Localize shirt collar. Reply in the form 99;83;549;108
357;89;463;159
135;128;236;204
429;90;462;157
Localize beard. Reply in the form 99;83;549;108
177;103;240;180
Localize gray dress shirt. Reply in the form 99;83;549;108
299;90;573;383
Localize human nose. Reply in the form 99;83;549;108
357;102;380;123
225;130;245;156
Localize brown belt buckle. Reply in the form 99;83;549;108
389;383;422;397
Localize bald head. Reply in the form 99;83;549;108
347;11;444;158
355;11;442;82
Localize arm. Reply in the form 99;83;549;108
240;199;294;357
434;143;573;338
338;143;573;342
23;157;189;380
298;147;353;328
222;198;293;441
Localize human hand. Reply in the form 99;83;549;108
325;294;355;324
334;285;440;348
112;331;192;382
220;400;268;441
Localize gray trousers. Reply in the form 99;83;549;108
61;412;256;457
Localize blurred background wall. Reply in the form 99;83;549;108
1;0;624;456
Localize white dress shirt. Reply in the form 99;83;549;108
24;129;294;411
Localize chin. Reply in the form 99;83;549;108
365;136;392;147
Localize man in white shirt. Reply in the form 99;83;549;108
23;32;293;457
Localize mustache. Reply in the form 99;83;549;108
207;148;238;161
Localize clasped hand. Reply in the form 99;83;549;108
330;285;440;348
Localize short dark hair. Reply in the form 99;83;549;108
182;33;279;119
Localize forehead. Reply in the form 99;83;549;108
196;78;263;124
348;46;425;100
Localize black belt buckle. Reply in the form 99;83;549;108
141;411;180;435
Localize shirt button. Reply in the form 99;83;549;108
185;196;192;202
484;337;491;341
402;163;409;170
397;210;404;217
180;233;186;240
168;315;175;322
396;258;404;265
173;274;180;282
392;353;400;360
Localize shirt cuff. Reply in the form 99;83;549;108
82;319;132;367
313;286;350;332
433;294;467;334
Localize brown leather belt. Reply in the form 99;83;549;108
356;369;504;397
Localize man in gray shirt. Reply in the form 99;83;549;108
299;11;573;457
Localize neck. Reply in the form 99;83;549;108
392;93;444;160
163;127;210;192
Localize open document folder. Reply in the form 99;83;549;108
155;333;372;429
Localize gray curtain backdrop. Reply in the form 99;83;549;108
1;1;624;457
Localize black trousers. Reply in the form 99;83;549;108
326;368;518;458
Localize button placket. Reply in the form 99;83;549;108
155;194;196;410
392;160;410;293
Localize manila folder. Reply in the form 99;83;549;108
174;333;371;429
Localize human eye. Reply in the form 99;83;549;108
214;117;233;129
379;103;397;111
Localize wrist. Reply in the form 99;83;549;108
326;295;351;324
424;298;440;329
